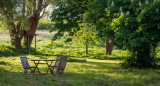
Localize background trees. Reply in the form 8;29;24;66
51;0;116;55
51;0;160;68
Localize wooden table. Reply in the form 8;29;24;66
31;59;55;75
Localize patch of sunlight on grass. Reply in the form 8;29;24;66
86;59;120;63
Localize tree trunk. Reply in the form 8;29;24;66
9;29;22;48
23;0;48;48
105;36;114;55
24;17;38;47
9;22;24;48
86;38;89;54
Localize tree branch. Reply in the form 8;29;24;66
39;8;46;19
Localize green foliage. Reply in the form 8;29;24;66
110;0;160;68
37;19;55;30
50;0;110;39
50;0;86;39
85;0;115;39
67;23;101;47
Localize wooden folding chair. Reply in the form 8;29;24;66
20;57;36;74
50;56;68;77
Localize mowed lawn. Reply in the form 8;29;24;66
0;30;160;86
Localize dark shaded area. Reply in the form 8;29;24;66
0;61;11;66
0;67;57;86
0;45;44;57
67;58;86;62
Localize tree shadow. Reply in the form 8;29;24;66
67;58;87;63
0;61;11;66
0;45;45;57
66;60;160;86
0;67;57;86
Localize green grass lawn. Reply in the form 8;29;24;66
0;30;160;86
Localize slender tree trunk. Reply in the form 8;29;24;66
22;0;25;16
86;38;89;54
85;24;90;54
105;36;114;55
106;36;109;54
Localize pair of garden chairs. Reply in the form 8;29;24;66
20;56;68;77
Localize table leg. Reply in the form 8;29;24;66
34;61;41;74
46;61;53;74
50;61;54;73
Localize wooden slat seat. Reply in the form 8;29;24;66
50;56;68;77
20;57;36;74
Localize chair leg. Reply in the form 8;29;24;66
32;67;36;74
24;68;35;75
29;69;33;74
24;69;31;75
50;68;59;77
58;69;64;75
24;69;27;74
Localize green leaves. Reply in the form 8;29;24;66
158;23;160;30
50;0;160;54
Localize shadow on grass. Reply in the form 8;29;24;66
68;58;87;63
73;53;125;60
0;45;45;57
0;66;108;86
67;60;160;86
89;52;125;60
0;61;11;66
0;62;108;86
0;67;59;86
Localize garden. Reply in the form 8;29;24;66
0;0;160;86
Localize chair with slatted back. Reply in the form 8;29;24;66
50;56;68;77
20;57;36;74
